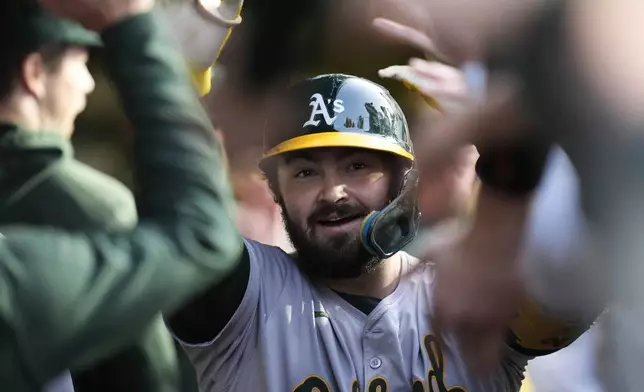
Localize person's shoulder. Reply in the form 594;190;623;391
400;251;435;284
243;238;295;263
55;160;132;196
46;159;137;227
242;238;307;279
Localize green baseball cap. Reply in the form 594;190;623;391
10;0;102;50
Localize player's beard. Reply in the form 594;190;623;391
280;201;382;279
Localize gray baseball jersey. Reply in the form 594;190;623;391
177;239;532;392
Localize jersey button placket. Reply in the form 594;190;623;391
363;326;384;386
369;357;382;369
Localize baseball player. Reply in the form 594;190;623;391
167;72;595;391
0;0;243;389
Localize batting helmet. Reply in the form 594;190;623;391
259;73;420;258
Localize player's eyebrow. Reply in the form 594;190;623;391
283;151;314;164
336;148;366;161
283;148;376;165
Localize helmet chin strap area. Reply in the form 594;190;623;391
359;170;421;259
360;211;381;257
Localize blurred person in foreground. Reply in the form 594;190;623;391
376;59;480;255
375;29;602;392
0;0;243;391
372;0;643;388
0;2;170;390
0;0;243;389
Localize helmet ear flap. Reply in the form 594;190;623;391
360;168;420;258
387;155;414;201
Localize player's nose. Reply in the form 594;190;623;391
318;175;349;204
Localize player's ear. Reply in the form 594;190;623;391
259;163;281;204
21;52;49;99
269;183;282;205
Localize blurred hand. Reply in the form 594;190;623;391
427;234;523;374
374;17;532;372
377;0;545;64
416;145;478;223
374;17;479;222
422;186;530;375
413;79;528;374
372;17;449;63
373;18;461;113
413;75;524;181
379;59;469;114
158;0;244;69
39;0;154;31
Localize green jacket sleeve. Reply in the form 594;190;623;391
0;10;242;388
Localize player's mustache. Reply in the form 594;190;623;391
308;202;370;225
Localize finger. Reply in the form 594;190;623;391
409;58;463;82
372;17;450;63
378;65;466;114
413;76;521;174
408;59;469;102
378;65;441;97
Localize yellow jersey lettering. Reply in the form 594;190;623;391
423;334;467;392
292;375;331;392
367;376;388;392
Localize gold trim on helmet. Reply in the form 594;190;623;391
261;132;415;162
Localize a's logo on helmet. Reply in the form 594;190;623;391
303;93;345;127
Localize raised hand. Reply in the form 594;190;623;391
157;0;244;69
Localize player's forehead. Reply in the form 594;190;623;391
279;147;386;166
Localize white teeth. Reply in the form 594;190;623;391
324;216;341;222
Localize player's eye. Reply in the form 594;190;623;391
294;169;315;178
348;162;367;171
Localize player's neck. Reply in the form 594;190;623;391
325;253;403;299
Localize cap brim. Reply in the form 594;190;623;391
31;15;103;48
261;132;414;161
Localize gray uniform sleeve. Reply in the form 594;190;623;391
174;239;292;390
0;10;242;387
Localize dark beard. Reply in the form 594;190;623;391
280;203;381;279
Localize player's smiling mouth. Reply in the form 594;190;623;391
317;214;364;228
